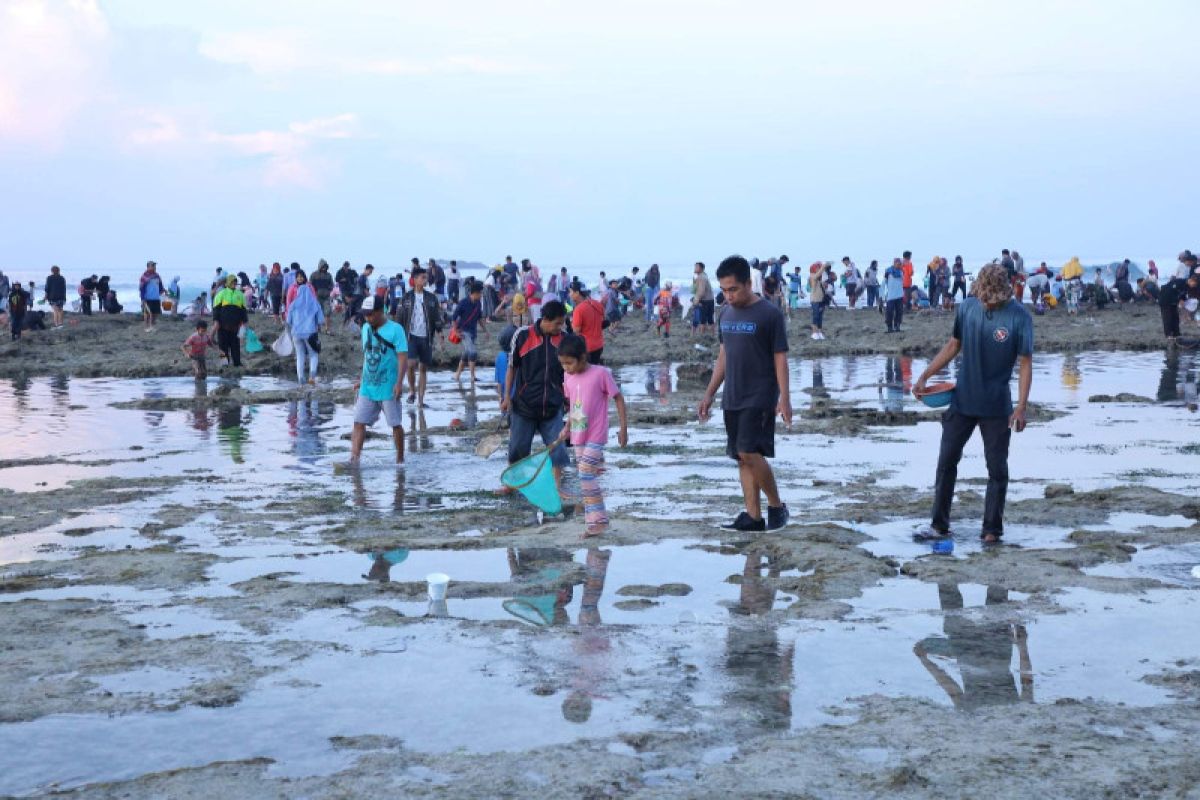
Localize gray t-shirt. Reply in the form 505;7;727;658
951;298;1033;418
718;298;789;410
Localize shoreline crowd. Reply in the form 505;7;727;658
2;249;1197;543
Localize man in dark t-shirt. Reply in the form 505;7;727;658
914;264;1033;543
699;255;792;532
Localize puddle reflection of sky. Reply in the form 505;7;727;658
1;351;1199;794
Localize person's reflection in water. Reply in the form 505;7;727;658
362;548;409;583
461;384;479;431
288;397;327;464
49;374;69;413
142;380;167;430
1061;354;1082;394
503;547;578;627
407;406;431;453
349;464;404;511
216;403;248;463
188;380;212;436
643;366;658;399
563;547;613;723
724;549;795;732
391;466;407;513
1180;356;1199;412
11;375;31;414
812;361;828;398
898;355;913;394
881;356;905;414
913;583;1033;710
655;362;671;405
1158;351;1180;403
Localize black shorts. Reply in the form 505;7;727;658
587;347;604;365
408;335;433;366
145;299;162;316
724;407;776;460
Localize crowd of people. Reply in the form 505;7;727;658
4;247;1198;543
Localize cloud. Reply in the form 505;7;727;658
196;28;306;75
125;110;183;146
198;28;537;77
206;113;362;188
0;0;111;147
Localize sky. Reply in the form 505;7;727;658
1;0;1197;282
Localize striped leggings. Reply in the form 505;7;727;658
576;443;608;531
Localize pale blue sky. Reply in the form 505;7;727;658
1;0;1197;280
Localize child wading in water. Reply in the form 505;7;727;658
182;320;216;379
554;335;628;537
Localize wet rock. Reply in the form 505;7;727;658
1044;483;1075;499
675;363;713;385
329;734;405;751
616;583;692;598
1088;393;1154;403
613;598;659;611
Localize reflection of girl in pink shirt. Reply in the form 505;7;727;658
555;337;628;537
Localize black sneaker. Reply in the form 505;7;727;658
721;512;765;532
766;504;790;530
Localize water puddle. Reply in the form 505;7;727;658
2;350;1199;794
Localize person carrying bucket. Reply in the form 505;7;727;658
552;334;628;537
498;300;570;499
913;264;1033;544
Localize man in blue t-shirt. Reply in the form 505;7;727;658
350;296;409;464
913;264;1033;543
884;258;906;332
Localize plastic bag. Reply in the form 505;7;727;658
272;333;293;357
244;328;263;353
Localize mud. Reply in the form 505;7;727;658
0;303;1181;380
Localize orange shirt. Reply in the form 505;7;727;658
901;260;914;288
572;297;605;352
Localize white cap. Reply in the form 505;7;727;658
361;295;377;312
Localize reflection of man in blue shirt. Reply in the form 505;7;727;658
913;265;1033;543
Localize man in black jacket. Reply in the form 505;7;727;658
396;266;443;407
44;265;67;328
335;261;357;322
311;260;334;332
79;274;97;316
498;300;569;495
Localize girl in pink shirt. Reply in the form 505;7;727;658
554;335;628;536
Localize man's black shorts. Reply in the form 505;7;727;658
145;299;162;316
724;407;776;460
408;334;433;366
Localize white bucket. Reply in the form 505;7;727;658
427;599;449;618
426;572;450;601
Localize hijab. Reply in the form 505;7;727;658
287;278;322;335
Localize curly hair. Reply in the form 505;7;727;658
972;264;1013;306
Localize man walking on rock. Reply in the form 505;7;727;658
699;255;792;532
914;264;1033;544
397;266;442;408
